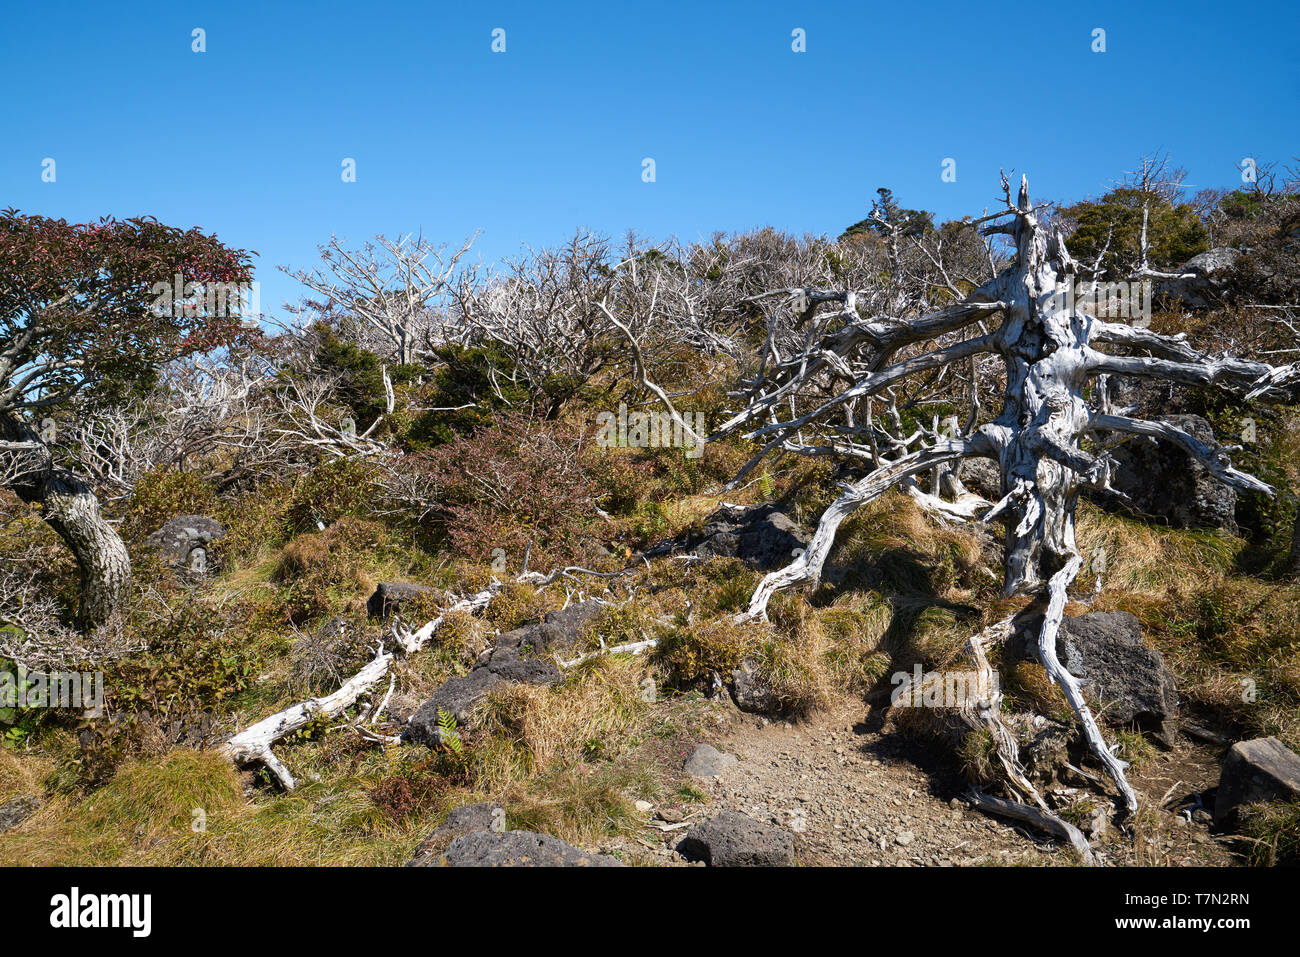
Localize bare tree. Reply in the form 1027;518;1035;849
286;234;475;366
448;231;631;416
270;372;390;462
715;174;1298;836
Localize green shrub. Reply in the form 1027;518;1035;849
272;518;387;623
1063;187;1208;276
113;602;263;717
284;459;377;536
405;345;532;447
124;470;219;540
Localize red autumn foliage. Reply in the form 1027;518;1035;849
0;209;255;415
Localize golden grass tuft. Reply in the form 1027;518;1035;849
1074;502;1239;593
0;748;51;803
473;656;651;781
484;581;561;631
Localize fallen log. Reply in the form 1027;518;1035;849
966;790;1095;864
221;645;394;789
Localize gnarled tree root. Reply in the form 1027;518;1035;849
966;790;1094;863
1035;555;1139;813
956;615;1096;864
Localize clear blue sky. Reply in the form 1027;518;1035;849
2;0;1296;318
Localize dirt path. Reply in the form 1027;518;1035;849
702;705;1060;865
615;697;1243;867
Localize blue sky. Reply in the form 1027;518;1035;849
2;0;1296;317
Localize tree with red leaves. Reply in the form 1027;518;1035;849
0;210;253;630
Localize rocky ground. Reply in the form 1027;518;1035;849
597;698;1243;867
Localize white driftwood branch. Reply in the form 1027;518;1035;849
966;790;1095;863
222;568;584;786
953;616;1096;863
1085;349;1298;401
738;439;984;620
1088;413;1271;493
555;637;659;669
905;481;992;522
390;582;502;655
221;645;394;789
720;174;1261;817
1036;556;1138;813
956;617;1034;797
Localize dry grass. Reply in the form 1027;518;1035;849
1099;576;1300;750
1074;502;1240;592
1238;801;1300;866
6;462;1298;868
0;746;459;866
473;656;652;780
759;590;896;713
0;748;50;803
830;492;992;600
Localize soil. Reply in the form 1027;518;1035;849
606;697;1244;867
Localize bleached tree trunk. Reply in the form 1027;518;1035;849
1;416;131;631
221;647;395;789
718;174;1297;828
37;470;132;632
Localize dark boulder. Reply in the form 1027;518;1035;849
474;599;605;683
1215;736;1300;826
677;810;795;867
1055;612;1180;741
438;830;624;867
0;794;40;832
479;647;562;685
958;458;1003;500
145;515;226;575
1098;413;1238;531
406;669;504;743
366;582;440;619
482;600;605;665
407;803;505;866
404;601;605;745
654;504;811;571
728;658;782;715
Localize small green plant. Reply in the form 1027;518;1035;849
959;728;998;787
675;781;710;804
1112;728;1156;767
436;709;463;756
0;664;45;748
284;713;332;745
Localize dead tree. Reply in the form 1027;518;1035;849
715;174;1297;827
286;233;475;366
